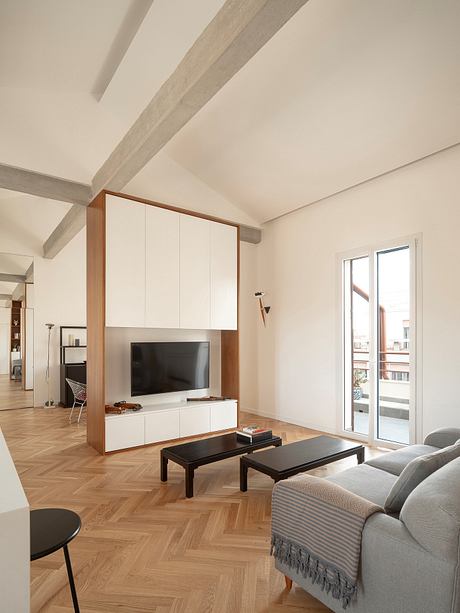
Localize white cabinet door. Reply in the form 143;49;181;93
106;196;145;327
179;215;210;329
210;222;238;330
105;415;144;451
210;401;238;431
180;405;210;437
145;206;180;328
144;410;180;444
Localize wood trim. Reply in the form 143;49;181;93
104;190;240;229
87;192;106;454
221;227;240;424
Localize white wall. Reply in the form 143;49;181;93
105;328;221;406
255;145;460;440
33;228;86;406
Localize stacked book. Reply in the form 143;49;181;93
236;425;273;444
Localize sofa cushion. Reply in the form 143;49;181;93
365;444;439;476
400;457;460;562
384;440;460;513
326;464;397;506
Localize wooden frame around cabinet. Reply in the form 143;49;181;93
86;190;240;455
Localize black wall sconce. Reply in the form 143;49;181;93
255;291;271;327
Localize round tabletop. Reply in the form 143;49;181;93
30;508;81;561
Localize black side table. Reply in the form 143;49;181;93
30;508;81;612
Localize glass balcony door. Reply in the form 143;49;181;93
341;240;417;447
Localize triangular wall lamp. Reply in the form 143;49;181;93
254;291;271;326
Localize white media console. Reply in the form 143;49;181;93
105;399;238;452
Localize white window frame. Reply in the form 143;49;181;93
335;234;423;449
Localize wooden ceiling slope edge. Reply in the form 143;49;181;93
86;191;106;455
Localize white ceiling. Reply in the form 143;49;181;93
0;253;32;275
0;0;152;94
0;191;71;255
165;0;460;222
0;0;459;237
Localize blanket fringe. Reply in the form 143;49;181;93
271;533;357;609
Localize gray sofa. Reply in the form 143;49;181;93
275;428;460;613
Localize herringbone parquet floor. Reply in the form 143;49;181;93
0;407;379;613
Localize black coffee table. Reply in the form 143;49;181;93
161;432;282;498
240;435;365;491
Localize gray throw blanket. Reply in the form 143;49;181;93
271;474;382;609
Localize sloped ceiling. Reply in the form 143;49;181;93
164;0;460;222
0;0;459;235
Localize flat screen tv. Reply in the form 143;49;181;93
131;341;209;397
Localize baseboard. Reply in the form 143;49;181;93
241;406;338;436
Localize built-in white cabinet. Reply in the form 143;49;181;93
145;409;180;444
145;206;180;328
179;215;211;329
210;222;238;330
105;414;145;452
210;401;238;431
179;404;210;437
105;195;237;331
106;196;146;327
105;400;237;452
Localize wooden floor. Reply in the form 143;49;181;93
0;408;379;613
0;373;34;410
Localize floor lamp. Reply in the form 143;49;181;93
44;323;55;408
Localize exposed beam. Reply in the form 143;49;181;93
0;273;26;283
0;294;12;301
92;0;308;195
44;0;300;257
0;163;92;206
240;225;261;244
43;204;87;259
25;263;34;284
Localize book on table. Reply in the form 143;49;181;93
236;426;273;443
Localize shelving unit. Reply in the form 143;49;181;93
59;326;87;407
10;300;21;380
87;190;240;455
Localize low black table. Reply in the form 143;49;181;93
30;508;81;612
161;432;282;498
240;435;365;491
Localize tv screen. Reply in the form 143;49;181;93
131;341;209;396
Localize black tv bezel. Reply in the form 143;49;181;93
130;340;210;397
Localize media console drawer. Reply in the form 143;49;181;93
180;405;210;437
106;414;144;452
145;410;180;444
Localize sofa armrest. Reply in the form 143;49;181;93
424;427;460;448
276;513;457;613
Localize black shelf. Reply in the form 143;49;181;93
60;345;87;348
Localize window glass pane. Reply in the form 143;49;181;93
376;247;410;444
344;256;369;436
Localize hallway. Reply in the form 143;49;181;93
0;373;33;410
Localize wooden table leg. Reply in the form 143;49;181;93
63;544;80;613
357;447;365;464
240;457;248;492
161;453;168;482
185;466;194;498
